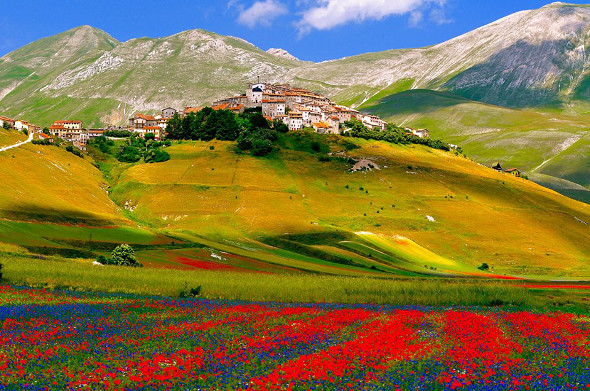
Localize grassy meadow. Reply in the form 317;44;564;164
0;130;588;302
363;89;590;202
107;135;590;278
2;251;590;314
0;129;27;148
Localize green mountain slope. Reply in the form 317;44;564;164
363;89;590;202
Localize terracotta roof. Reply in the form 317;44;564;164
143;126;161;130
48;125;68;130
212;103;230;111
134;113;157;121
262;99;286;103
264;116;273;122
229;104;244;111
39;133;51;139
313;122;329;129
0;116;13;121
505;168;519;172
184;107;203;114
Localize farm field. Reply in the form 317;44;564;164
0;132;589;278
0;285;588;390
109;136;590;278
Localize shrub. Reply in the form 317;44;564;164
117;145;142;163
250;139;273;157
111;244;141;267
65;145;84;158
318;155;331;162
96;255;109;265
104;130;133;138
144;149;170;163
32;139;53;146
0;262;3;280
179;283;202;298
478;263;490;271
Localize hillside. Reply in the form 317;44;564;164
363;89;590;202
101;135;590;278
0;129;27;148
0;134;589;277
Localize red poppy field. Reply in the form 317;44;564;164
0;284;588;390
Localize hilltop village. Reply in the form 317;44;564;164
1;83;432;152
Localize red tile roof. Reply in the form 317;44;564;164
212;103;230;111
135;113;156;121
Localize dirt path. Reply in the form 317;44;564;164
0;130;34;152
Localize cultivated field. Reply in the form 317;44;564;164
0;285;588;390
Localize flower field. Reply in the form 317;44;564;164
0;285;588;390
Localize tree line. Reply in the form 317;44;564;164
165;107;288;156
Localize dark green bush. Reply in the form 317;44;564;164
111;244;141;267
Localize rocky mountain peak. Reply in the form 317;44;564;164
266;48;299;61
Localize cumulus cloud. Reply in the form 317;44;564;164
297;0;448;33
237;0;289;28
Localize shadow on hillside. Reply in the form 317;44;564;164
365;89;475;116
443;39;579;108
0;203;113;227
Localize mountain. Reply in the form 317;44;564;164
2;3;589;125
291;2;590;108
0;3;589;199
266;48;300;61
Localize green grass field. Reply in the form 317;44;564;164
362;89;590;203
0;132;589;280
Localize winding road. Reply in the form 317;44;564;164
0;130;34;152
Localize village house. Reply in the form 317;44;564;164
262;99;286;118
406;128;430;138
183;107;202;116
48;120;85;142
0;116;15;129
128;114;158;130
14;120;31;132
312;122;330;134
162;107;177;119
504;168;521;177
38;133;54;143
88;129;105;139
287;112;304;131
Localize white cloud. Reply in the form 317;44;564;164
237;0;289;28
297;0;448;33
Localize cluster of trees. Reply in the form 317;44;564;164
32;139;53;146
96;244;141;267
104;130;133;138
2;122;10;130
344;119;454;152
116;134;171;163
89;136;115;154
166;107;288;157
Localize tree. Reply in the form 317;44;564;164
478;263;490;271
250;138;273;156
144;133;155;141
273;119;289;133
2;122;9;130
111;244;141;267
249;112;269;130
215;110;240;141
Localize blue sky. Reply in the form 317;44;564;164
0;1;587;62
